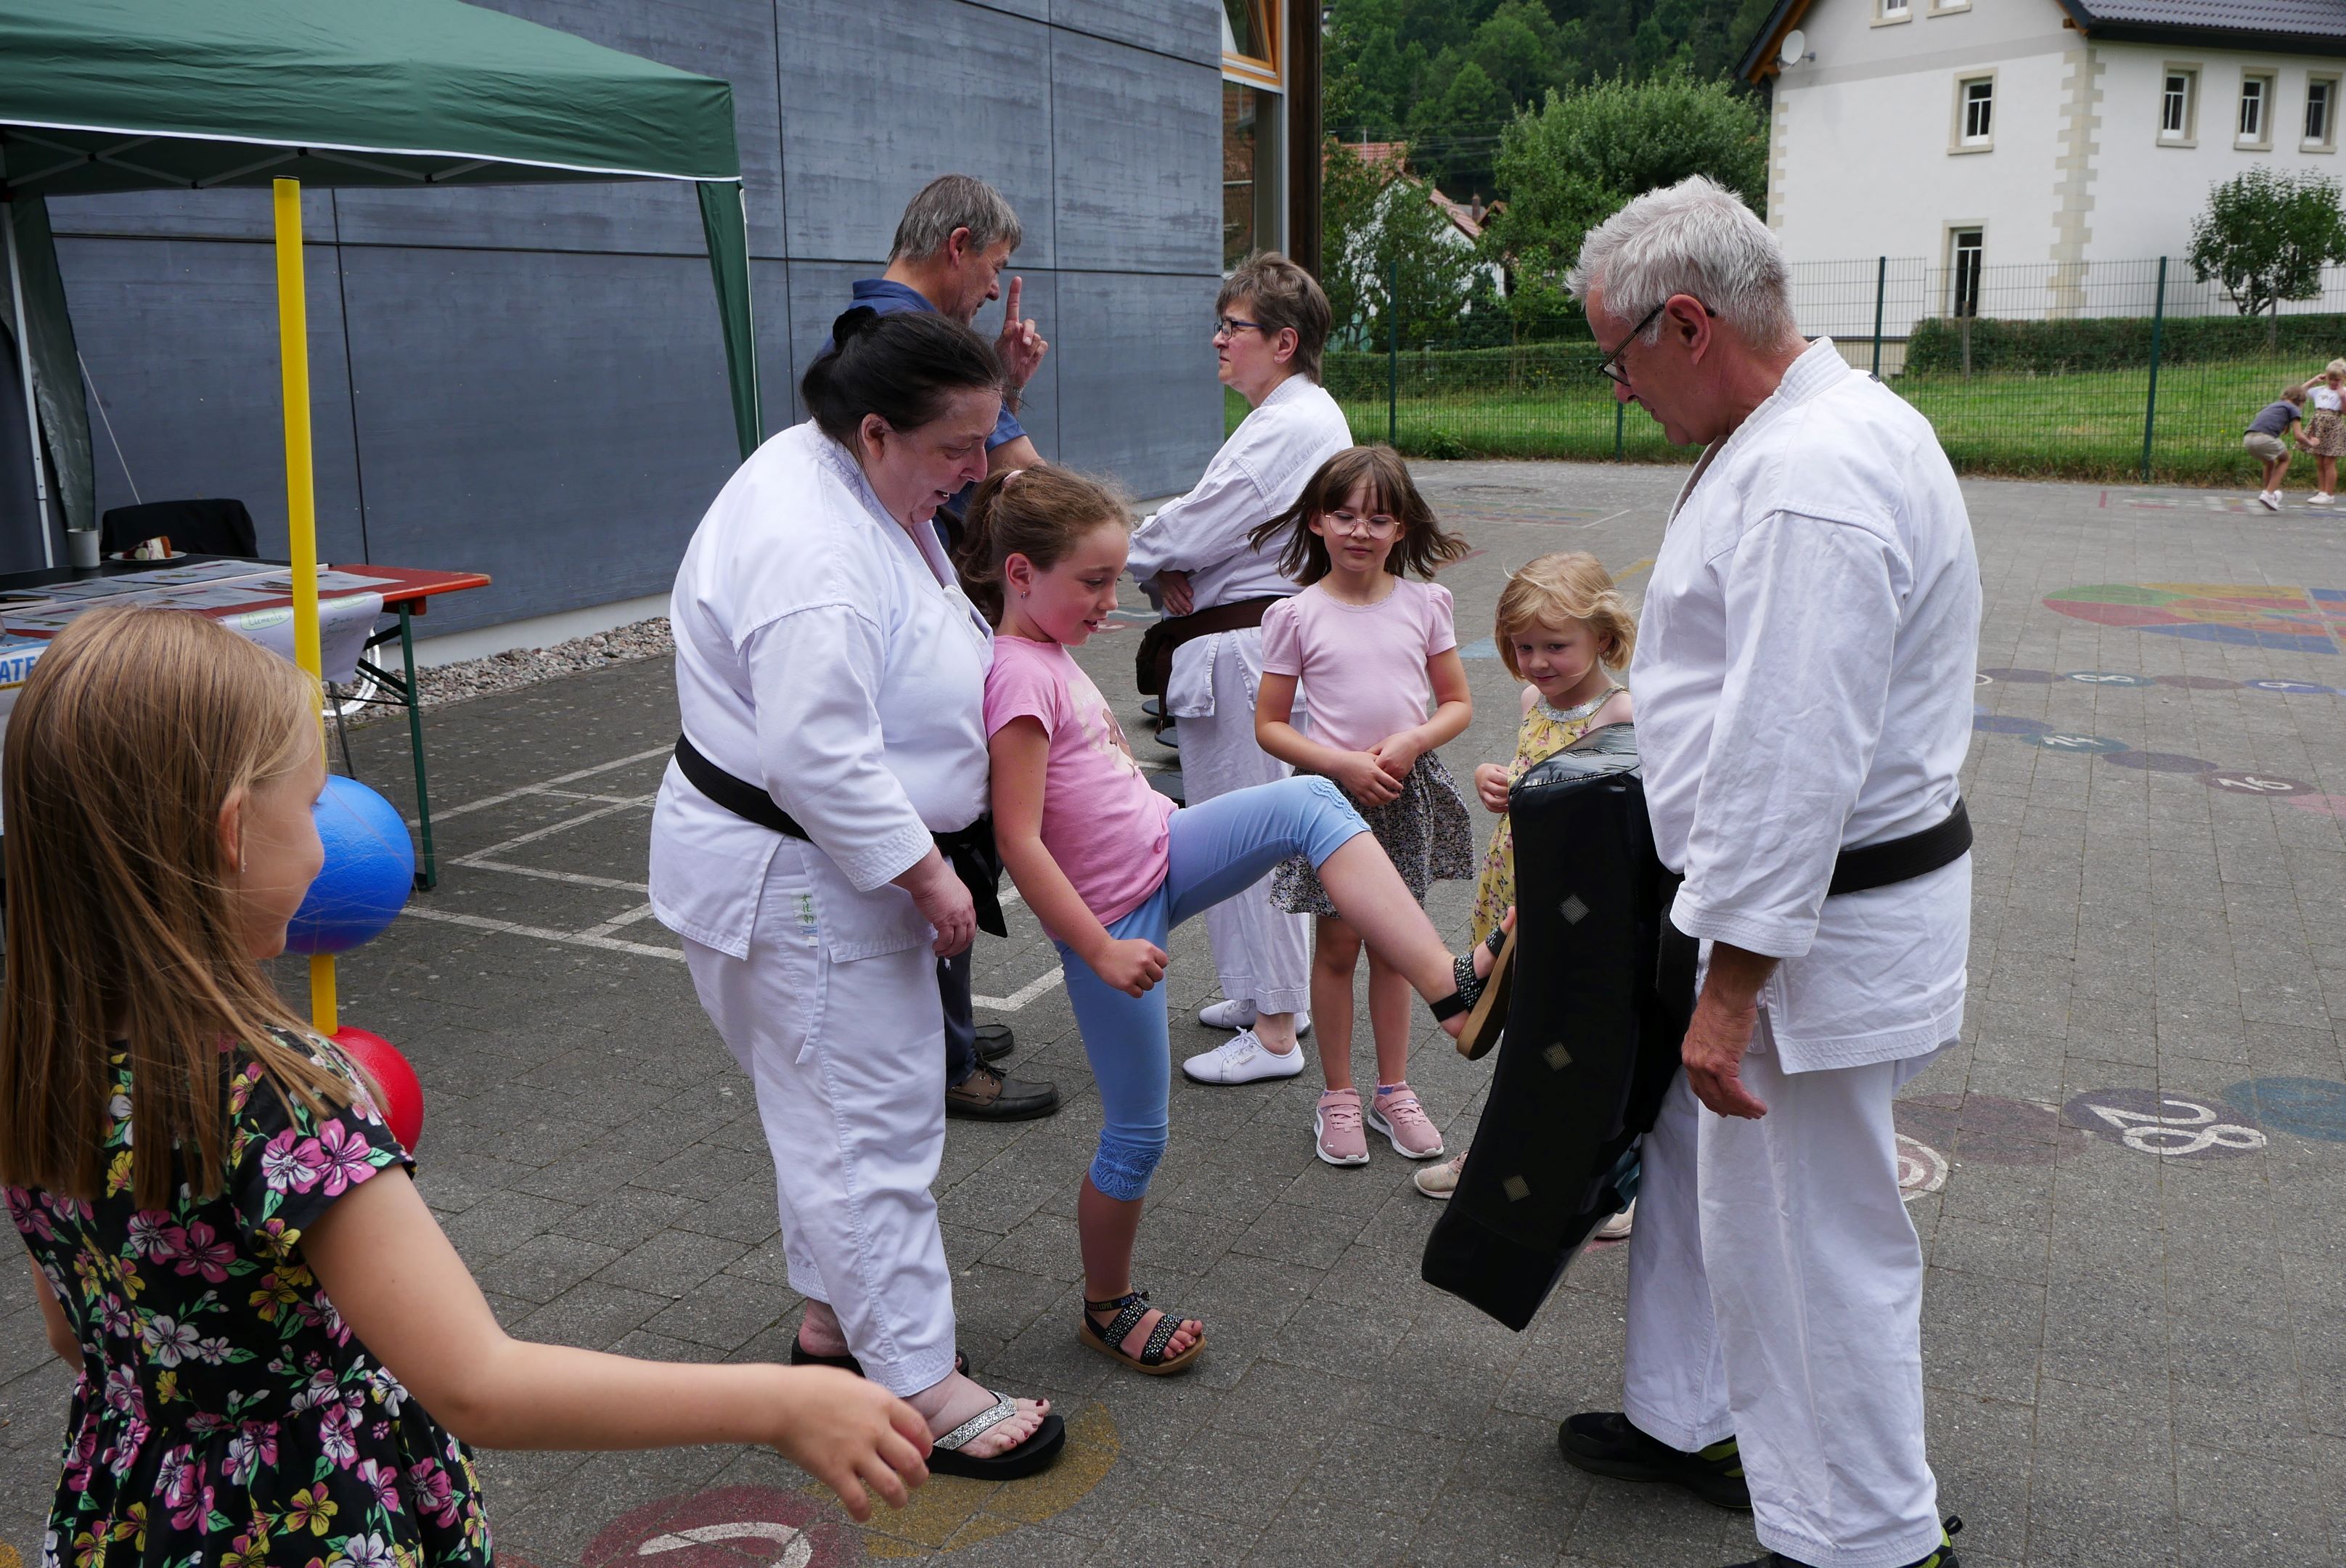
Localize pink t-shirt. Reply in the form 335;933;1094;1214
1259;578;1458;754
984;635;1177;923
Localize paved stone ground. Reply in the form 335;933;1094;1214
4;462;2345;1567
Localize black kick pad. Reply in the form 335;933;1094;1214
1421;722;1692;1331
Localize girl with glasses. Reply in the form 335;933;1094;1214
1247;446;1479;1167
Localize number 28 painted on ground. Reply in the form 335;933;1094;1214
2080;1096;2266;1156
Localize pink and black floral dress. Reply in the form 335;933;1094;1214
6;1037;489;1567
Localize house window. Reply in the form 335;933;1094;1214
1877;0;1911;20
2308;75;2338;149
2161;68;2198;142
2239;73;2273;146
1950;229;1984;317
1959;78;1994;146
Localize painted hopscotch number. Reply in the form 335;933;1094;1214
2063;1089;2266;1159
2021;732;2130;754
1896;1134;1949;1201
2204;771;2314;797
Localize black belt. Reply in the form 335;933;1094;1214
673;733;1006;939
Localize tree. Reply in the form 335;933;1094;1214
2187;168;2346;335
1320;138;1496;351
1481;73;1766;333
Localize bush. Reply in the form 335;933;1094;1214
1905;311;2346;375
1324;340;1603;400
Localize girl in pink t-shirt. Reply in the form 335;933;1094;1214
966;465;1495;1379
1249;446;1475;1169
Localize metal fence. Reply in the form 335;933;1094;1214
1304;253;2346;485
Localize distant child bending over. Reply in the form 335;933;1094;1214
0;608;929;1568
969;467;1495;1376
1415;552;1637;1204
2244;385;2305;511
1249;447;1475;1167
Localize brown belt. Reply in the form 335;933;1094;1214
1132;595;1287;701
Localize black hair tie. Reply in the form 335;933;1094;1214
831;306;880;346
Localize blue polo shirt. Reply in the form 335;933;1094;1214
830;277;1026;454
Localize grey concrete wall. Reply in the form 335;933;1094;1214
42;0;1225;636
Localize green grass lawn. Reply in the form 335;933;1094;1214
1232;356;2316;486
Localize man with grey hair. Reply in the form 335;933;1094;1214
1554;175;1974;1568
830;173;1058;1124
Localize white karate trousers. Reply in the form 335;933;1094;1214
681;857;959;1398
1625;1024;1942;1568
1175;629;1312;1018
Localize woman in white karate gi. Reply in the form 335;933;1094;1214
650;307;1061;1479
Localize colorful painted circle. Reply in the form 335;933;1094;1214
2061;670;2156;686
1896;1135;1949;1201
586;1487;854;1568
2020;732;2131;754
2285;793;2346;820
2202;770;2316;796
2221;1078;2346;1143
2044;583;2346;656
2100;750;2218;773
2062;1089;2267;1159
1895;1092;2074;1165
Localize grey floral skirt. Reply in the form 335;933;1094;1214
1272;751;1474;915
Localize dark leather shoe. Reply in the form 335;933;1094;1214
947;1063;1060;1121
975;1023;1016;1064
1559;1410;1750;1510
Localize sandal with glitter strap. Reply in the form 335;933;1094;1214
1079;1289;1206;1376
1428;921;1513;1061
925;1390;1066;1480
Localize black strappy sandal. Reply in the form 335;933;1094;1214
1079;1289;1206;1376
925;1392;1067;1480
1429;923;1513;1060
788;1341;969;1379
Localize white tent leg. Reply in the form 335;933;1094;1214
3;208;53;568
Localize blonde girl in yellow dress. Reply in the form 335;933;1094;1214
1418;552;1637;1201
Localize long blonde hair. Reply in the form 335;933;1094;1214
0;606;353;1208
1495;552;1638;678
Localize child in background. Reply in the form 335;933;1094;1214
2244;385;2305;511
2305;362;2345;506
0;608;930;1568
1416;553;1637;1205
1249;446;1475;1168
968;467;1496;1376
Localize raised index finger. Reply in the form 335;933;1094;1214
1003;275;1023;323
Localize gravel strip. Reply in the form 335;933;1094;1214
343;616;673;724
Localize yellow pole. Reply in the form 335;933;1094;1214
273;178;338;1036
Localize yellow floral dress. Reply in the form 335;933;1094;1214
1470;684;1628;944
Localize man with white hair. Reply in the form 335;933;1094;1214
1553;176;1976;1568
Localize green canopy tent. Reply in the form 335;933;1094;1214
0;0;762;1031
0;0;764;562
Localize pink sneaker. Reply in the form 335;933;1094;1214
1315;1088;1369;1167
1368;1084;1444;1159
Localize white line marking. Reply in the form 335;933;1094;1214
577;902;659;939
417;744;671;826
458;859;650;892
456;796;653;863
401;905;685;961
974;969;1062;1010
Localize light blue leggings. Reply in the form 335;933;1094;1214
1057;774;1370;1201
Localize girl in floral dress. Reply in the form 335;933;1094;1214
1416;553;1636;1203
1;607;931;1568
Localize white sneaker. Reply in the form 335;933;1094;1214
2260;491;2282;512
1595;1200;1636;1241
2312;492;2335;506
1195;998;1311;1035
1181;1029;1307;1085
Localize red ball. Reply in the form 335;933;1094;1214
332;1026;425;1153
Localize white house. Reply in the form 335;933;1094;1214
1741;0;2346;330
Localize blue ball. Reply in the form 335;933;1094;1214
286;775;416;955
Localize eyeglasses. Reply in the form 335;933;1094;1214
1594;298;1719;387
1325;509;1400;539
1214;315;1269;338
